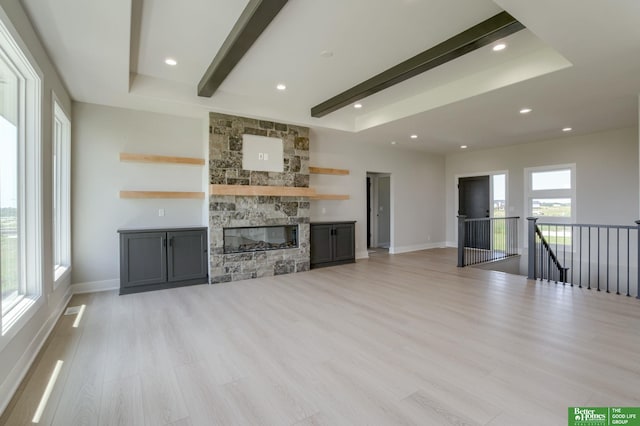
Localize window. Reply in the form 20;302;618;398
492;174;506;217
53;100;70;284
0;16;42;337
526;165;576;222
1;48;20;318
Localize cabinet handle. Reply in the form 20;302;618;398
169;237;173;247
163;238;166;248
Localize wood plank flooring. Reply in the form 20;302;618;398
2;248;640;425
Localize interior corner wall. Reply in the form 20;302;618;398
71;102;206;287
309;128;446;257
444;127;640;246
0;0;73;415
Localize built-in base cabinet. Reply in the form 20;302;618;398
310;221;356;269
118;227;208;295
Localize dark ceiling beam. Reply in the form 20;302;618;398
198;0;289;97
311;11;525;118
129;0;143;88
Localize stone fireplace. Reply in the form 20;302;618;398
208;112;310;283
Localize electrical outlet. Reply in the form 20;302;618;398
158;208;165;217
264;153;269;161
258;153;264;160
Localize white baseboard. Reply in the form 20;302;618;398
70;279;119;294
389;242;445;254
356;250;369;260
445;241;457;248
0;286;72;416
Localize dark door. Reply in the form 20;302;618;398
310;224;333;265
121;232;167;288
366;177;371;248
333;223;355;262
167;230;208;282
458;176;490;250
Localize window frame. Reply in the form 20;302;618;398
0;10;43;344
525;164;576;224
52;95;71;286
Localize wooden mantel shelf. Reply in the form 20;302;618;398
310;194;350;200
120;152;205;166
210;184;317;197
120;191;205;199
309;166;349;175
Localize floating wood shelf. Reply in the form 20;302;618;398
309;166;349;175
309;194;350;200
120;191;205;199
210;184;317;197
120;152;205;166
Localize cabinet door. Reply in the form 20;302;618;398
310;224;334;265
120;232;167;288
167;230;208;282
333;223;355;262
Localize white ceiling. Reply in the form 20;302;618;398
20;0;640;153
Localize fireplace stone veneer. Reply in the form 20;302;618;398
209;112;311;283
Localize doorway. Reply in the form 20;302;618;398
367;173;391;251
458;175;490;219
456;173;508;250
458;175;490;250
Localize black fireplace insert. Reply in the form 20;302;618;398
223;225;298;254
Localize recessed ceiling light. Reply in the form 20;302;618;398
276;83;286;91
164;58;177;66
391;141;397;145
320;50;334;58
354;103;363;109
563;127;573;132
492;43;507;52
410;134;418;139
460;145;468;149
519;108;532;114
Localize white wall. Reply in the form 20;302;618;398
445;127;639;246
0;0;73;414
71;103;206;288
309;129;446;258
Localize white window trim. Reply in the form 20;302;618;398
524;163;576;224
52;94;71;288
0;9;44;348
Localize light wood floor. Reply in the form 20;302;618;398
2;248;640;425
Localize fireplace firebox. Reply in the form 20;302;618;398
223;225;298;254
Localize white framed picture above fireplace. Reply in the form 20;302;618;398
242;134;284;172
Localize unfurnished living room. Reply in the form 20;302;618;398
1;0;640;425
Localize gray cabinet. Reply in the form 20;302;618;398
310;221;356;269
119;227;208;295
